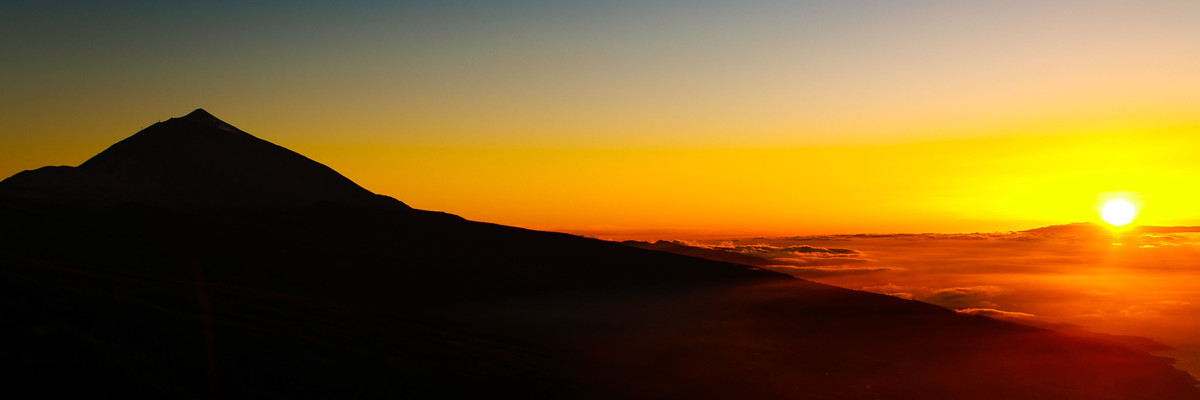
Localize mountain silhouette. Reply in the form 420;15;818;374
0;109;405;212
0;110;1197;399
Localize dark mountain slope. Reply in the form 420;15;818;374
0;110;1196;399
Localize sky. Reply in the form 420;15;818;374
5;0;1200;237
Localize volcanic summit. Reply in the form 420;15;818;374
0;109;406;212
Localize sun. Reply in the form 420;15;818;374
1100;198;1137;227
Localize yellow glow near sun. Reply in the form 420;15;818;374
1100;198;1137;227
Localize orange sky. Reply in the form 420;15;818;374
5;1;1200;237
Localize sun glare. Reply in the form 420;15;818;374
1100;198;1137;227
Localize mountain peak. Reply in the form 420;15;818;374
169;108;240;133
0;109;409;212
181;108;218;121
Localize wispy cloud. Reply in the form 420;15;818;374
956;308;1035;319
928;286;1004;309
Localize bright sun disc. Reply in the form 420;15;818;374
1100;198;1137;226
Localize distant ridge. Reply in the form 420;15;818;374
1023;222;1200;235
1021;222;1110;234
0;109;407;212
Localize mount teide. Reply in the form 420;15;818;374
0;109;404;212
0;110;1196;399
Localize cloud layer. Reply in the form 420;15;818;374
669;226;1200;377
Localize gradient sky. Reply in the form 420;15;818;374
5;0;1200;237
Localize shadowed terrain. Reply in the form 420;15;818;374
0;110;1196;399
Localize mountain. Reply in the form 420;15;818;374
0;109;405;212
1;110;1197;399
